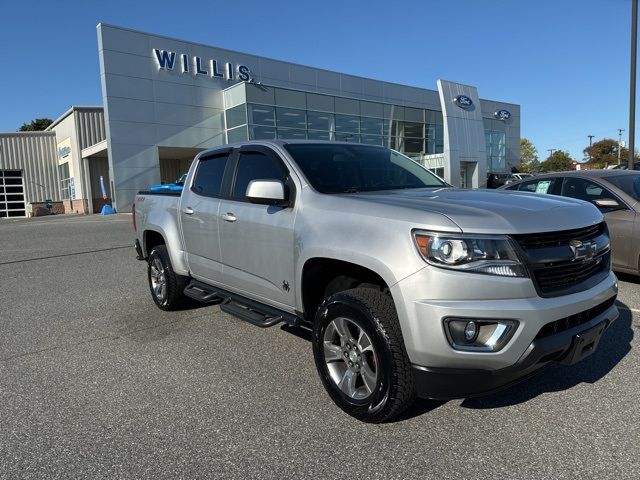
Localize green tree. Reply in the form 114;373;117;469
541;150;574;172
519;138;540;173
19;118;53;132
583;138;639;169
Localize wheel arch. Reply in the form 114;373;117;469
142;226;189;276
300;257;395;321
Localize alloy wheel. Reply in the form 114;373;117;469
322;317;379;400
149;257;167;302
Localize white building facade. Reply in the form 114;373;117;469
97;24;520;212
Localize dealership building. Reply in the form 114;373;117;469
0;24;519;217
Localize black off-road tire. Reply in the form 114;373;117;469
312;287;416;423
147;245;190;311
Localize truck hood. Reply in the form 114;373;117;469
345;188;603;234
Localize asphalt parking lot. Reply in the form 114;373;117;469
0;214;638;479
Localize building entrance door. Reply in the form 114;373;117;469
460;166;468;189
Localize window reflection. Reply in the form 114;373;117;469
249;125;276;140
276;108;306;129
238;99;445;156
248;104;275;126
485;130;506;173
307;111;333;131
334;114;360;133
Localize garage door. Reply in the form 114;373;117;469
0;170;26;218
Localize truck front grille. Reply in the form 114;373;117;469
510;222;610;297
532;251;610;295
513;223;606;250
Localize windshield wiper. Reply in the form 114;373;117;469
342;187;360;193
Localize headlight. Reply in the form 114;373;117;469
413;231;527;277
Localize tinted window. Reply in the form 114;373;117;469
192;154;229;197
233;152;287;199
517;178;558;194
283;144;446;194
276;107;306;129
561;177;617;203
225;105;247;129
607;174;640;201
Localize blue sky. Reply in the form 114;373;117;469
0;0;635;161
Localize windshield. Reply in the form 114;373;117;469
607;173;640;201
283;143;447;193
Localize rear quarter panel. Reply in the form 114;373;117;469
135;193;189;276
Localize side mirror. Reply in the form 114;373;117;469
246;179;288;206
593;198;623;210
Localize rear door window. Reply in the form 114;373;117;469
192;153;230;197
516;178;559;194
560;177;617;204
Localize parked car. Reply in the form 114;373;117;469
487;172;516;188
610;161;640;171
511;173;534;181
133;141;618;422
501;170;640;276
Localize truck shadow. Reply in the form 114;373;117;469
460;300;634;410
615;272;640;285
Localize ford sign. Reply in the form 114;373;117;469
494;109;511;121
453;95;473;109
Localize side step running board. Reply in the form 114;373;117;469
184;280;301;328
184;282;222;304
220;299;285;328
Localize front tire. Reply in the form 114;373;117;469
312;287;415;423
147;245;190;311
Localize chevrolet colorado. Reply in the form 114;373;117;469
133;140;618;422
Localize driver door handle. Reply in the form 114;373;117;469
182;207;194;215
222;212;237;222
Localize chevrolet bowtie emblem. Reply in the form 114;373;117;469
569;239;597;261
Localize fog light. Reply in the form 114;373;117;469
444;318;518;352
464;321;477;342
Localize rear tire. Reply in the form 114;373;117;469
147;245;190;311
312;287;415;423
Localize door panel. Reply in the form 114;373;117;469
218;146;297;308
604;209;637;270
559;176;633;269
180;189;223;281
218;200;296;307
179;150;232;283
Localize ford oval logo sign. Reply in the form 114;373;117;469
453;95;473;109
494;109;511;121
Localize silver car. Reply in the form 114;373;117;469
502;170;640;276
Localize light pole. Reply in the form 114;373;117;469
587;135;595;163
629;0;638;169
618;128;625;165
547;148;556;158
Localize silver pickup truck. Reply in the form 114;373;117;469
133;140;618;422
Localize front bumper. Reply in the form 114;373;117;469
391;268;619;370
412;305;617;399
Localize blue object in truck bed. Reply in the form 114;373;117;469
149;183;184;192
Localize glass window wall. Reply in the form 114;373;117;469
226;87;446;156
485;130;506;173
